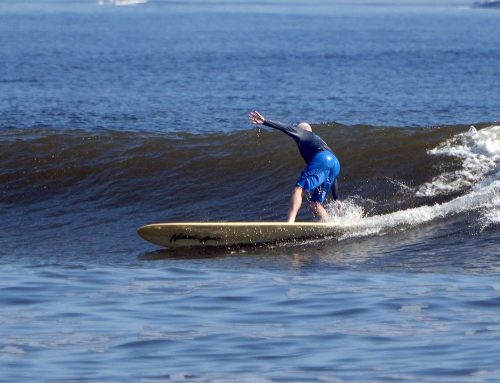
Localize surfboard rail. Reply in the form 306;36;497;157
137;222;342;248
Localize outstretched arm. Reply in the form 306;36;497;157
248;111;296;134
248;111;266;125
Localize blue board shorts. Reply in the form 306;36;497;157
296;150;340;203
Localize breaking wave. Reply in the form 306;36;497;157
327;125;500;237
1;123;498;231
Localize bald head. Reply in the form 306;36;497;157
297;122;312;132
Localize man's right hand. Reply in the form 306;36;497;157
248;111;265;125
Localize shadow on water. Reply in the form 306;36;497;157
137;235;395;273
140;247;240;261
138;241;314;261
137;234;343;264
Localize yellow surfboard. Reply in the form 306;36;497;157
137;222;342;248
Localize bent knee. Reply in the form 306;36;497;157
309;201;322;210
293;186;305;196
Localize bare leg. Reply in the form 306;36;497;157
310;201;330;222
287;186;304;223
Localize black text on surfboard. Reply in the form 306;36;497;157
169;233;221;244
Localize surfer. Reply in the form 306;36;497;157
249;111;340;222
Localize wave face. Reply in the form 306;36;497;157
1;123;499;228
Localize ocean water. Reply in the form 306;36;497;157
1;1;499;382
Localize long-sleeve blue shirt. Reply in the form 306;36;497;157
263;119;333;163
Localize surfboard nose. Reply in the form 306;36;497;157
137;224;154;239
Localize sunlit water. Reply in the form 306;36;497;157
1;1;499;382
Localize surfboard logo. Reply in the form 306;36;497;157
170;233;221;244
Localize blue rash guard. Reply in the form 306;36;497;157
263;119;341;203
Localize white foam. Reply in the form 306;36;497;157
327;126;500;237
325;198;365;222
480;181;500;229
331;180;499;239
417;125;500;197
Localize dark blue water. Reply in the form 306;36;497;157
1;1;499;382
1;0;499;132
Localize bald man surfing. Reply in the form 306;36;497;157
249;111;340;222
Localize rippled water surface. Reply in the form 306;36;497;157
1;0;500;382
2;249;500;382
